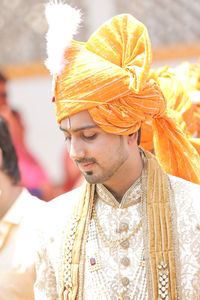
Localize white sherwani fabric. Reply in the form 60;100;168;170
34;175;200;299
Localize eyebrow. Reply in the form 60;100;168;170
59;124;98;133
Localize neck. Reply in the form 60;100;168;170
104;148;143;202
0;173;22;219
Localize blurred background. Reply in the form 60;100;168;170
0;0;200;199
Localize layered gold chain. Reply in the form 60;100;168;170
92;205;142;249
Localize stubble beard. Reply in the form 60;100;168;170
82;138;129;184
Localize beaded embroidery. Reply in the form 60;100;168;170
157;261;169;299
87;219;102;273
63;216;80;296
85;216;147;299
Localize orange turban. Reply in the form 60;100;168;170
53;14;200;184
171;62;200;138
141;66;191;151
171;61;200;92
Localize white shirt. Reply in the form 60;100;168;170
0;188;45;300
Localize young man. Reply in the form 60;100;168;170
0;116;46;300
34;3;200;299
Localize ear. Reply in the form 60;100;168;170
127;132;138;145
0;148;3;168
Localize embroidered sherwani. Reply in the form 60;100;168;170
34;175;200;299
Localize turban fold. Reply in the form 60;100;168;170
171;62;200;138
141;66;191;151
171;62;200;92
54;14;200;184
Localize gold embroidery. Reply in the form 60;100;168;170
77;188;94;300
167;177;181;299
142;150;179;300
157;261;169;299
96;175;142;209
87;253;102;272
92;205;142;248
62;216;80;293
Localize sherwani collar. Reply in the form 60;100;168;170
96;175;142;209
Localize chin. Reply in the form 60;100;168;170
85;176;98;184
84;173;102;184
84;171;113;185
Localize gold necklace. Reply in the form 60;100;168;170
92;205;142;249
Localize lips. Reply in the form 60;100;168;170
79;162;95;171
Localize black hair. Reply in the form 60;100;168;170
137;127;141;145
0;116;21;184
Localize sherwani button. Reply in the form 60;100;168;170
119;222;129;232
121;240;129;249
121;257;130;266
121;277;130;286
50;237;54;243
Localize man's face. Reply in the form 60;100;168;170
0;81;7;107
60;110;129;185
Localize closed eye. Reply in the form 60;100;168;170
65;136;71;141
83;134;97;140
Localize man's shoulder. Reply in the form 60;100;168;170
18;189;46;226
14;188;46;219
168;175;200;210
45;185;83;222
20;188;46;204
37;186;84;239
49;185;83;209
169;174;200;193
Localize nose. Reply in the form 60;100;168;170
68;136;85;161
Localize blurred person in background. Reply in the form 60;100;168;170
0;116;45;300
0;73;7;107
0;72;55;200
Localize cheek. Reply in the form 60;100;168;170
95;143;116;164
87;141;107;160
87;135;120;161
88;144;102;158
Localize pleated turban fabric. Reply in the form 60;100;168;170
141;66;191;151
54;14;200;184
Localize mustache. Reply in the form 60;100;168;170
75;158;97;164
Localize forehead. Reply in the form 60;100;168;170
60;110;96;130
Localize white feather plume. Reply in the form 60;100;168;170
45;0;82;76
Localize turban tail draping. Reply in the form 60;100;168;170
54;14;200;184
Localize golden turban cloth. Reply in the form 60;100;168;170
172;61;200;92
140;66;191;151
171;62;200;138
169;62;200;154
54;14;200;184
141;65;200;159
